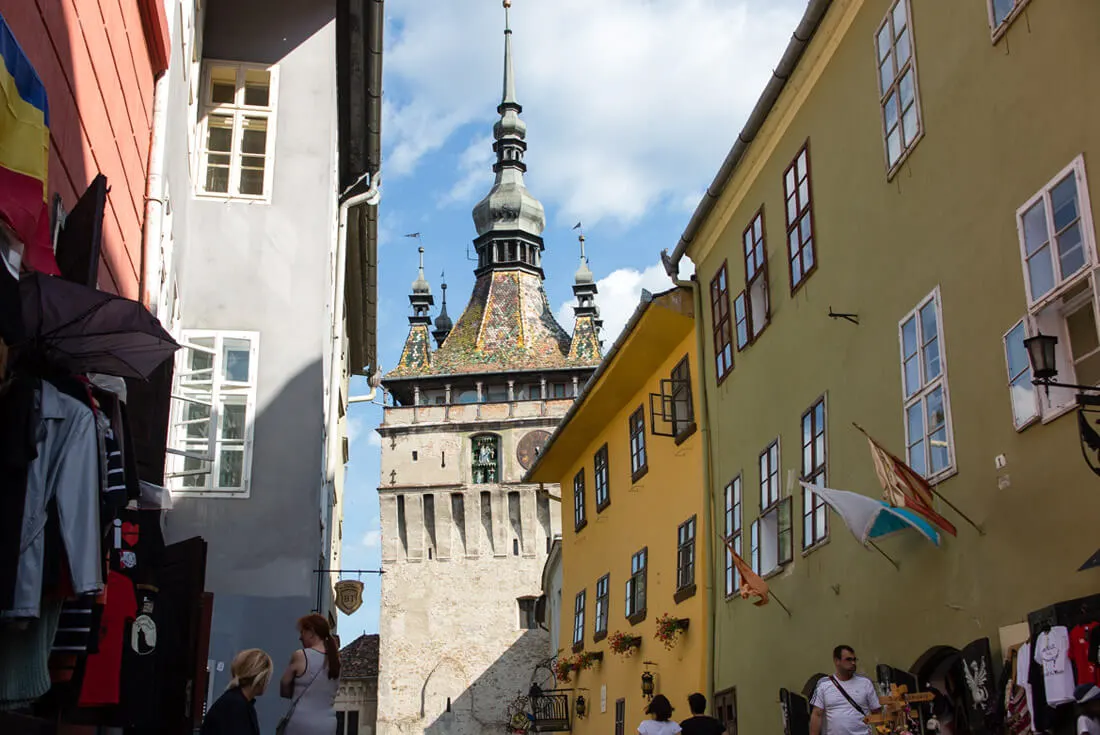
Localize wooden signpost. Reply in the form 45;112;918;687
864;685;934;735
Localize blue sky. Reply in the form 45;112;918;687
336;0;803;639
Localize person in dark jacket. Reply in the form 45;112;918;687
200;648;273;735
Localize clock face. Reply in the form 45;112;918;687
516;430;551;470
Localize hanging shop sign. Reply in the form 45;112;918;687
334;579;364;614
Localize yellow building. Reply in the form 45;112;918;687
525;287;710;734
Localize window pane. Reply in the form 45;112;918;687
892;1;908;35
927;386;946;432
244;69;271;106
993;0;1015;25
879;58;893;98
876;24;891;62
219;448;244;487
241;117;268;154
186;340;215;380
1050;175;1079;232
786;196;798;226
929;426;950;474
1010;372;1039;426
785;167;796;196
1027;246;1056;301
1057;223;1085;280
210;66;236;103
895;27;911;67
1068;304;1100;386
887;130;902;168
797;150;808;178
223;339;251;382
920;303;941;380
221;401;247;441
798;181;810;211
902;105;919;147
899;69;915;110
240;167;265;196
185;402;211;439
883;92;899;132
1022;201;1050;256
1005;322;1029;377
906;404;925;472
799;213;812;246
207;116;234;152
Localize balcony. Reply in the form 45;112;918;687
381;398;575;427
529;691;571;732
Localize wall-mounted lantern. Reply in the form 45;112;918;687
1024;331;1100;477
641;671;655;699
575;695;587;718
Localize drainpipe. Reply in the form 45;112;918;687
141;69;171;311
674;274;716;704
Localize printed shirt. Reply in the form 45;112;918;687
810;676;879;735
639;720;683;735
1035;627;1076;706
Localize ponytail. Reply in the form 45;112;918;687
297;614;341;680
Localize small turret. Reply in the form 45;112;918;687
433;273;453;348
568;231;602;362
396;247;434;373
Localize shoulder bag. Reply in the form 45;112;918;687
828;676;867;716
276;650;325;735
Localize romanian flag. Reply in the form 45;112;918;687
0;11;56;275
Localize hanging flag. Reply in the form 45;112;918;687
856;424;958;537
0;12;56;274
719;534;769;606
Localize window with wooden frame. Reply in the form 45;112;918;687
784;143;816;292
752;439;792;576
987;0;1031;41
733;292;750;350
675;516;697;601
875;0;922;174
629;406;648;481
743;209;770;339
168;331;259;496
1017;157;1099;419
899;288;956;480
714;688;738;735
594;444;610;511
573;469;587;532
594;574;610;640
198;61;278;200
670;356;695;439
801;397;829;550
710;264;734;381
624;547;647;622
1003;320;1040;430
572;590;586;650
724;476;743;599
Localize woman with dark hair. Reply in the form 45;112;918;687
277;614;341;735
639;695;682;735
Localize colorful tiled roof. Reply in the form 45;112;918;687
387;269;599;378
568;314;601;363
340;634;379;679
394;324;432;374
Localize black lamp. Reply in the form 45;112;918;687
1024;332;1059;381
641;671;655;699
575;695;587;718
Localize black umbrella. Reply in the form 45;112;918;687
15;272;179;380
1080;548;1100;572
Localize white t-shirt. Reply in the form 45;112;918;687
1016;643;1037;726
639;720;682;735
810;676;880;735
1035;627;1076;706
1079;715;1100;735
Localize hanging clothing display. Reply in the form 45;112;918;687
0;375;37;610
1036;626;1076;706
4;380;101;618
0;600;62;710
1071;623;1100;686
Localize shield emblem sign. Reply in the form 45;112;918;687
334;580;364;615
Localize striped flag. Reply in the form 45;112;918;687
858;425;958;537
0;11;55;274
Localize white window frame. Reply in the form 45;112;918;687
1018;157;1100;421
168;330;259;498
801;395;829;551
1003;319;1041;431
594;574;609;636
196;60;279;201
987;0;1031;43
753;439;792;576
898;288;956;482
874;0;923;177
1017;157;1097;311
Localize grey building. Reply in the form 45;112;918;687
143;0;383;728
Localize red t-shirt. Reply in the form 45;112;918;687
78;571;136;706
1070;622;1100;686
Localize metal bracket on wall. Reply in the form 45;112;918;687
827;307;859;325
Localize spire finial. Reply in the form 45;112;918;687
418;246;425;271
501;0;517;107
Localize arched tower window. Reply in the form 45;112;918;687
471;434;501;484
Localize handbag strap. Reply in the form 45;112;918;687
287;649;325;714
828;676;866;716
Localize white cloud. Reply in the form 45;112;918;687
440;135;495;206
383;0;803;225
362;530;382;549
557;260;687;346
346;415;363;443
368;431;382;448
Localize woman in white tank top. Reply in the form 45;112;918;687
278;614;341;735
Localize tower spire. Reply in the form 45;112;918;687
569;229;602;363
433;271;453;347
471;0;547;265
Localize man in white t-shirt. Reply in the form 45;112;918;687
809;646;882;735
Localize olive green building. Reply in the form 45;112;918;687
663;0;1100;732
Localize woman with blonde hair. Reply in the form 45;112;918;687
277;613;341;734
200;648;272;735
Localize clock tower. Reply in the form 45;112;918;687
374;4;601;735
